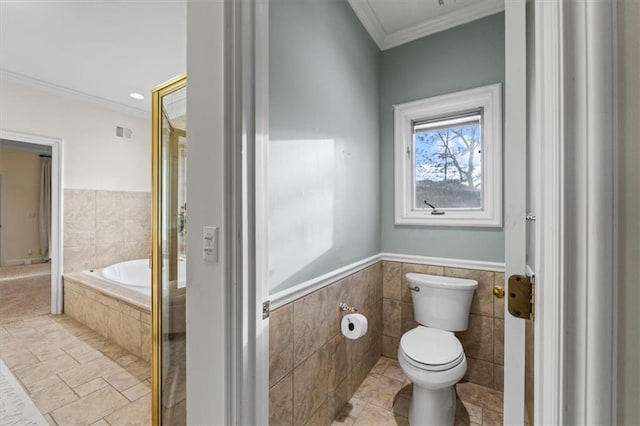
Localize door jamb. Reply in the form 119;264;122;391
0;129;63;315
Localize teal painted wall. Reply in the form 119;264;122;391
269;0;381;293
380;13;506;262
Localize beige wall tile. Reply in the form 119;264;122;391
327;334;350;392
456;314;494;362
445;268;494;317
95;217;124;246
382;261;402;301
382;299;402;338
493;364;504;392
293;288;328;366
95;191;124;223
107;312;141;358
493;273;505;319
401;264;445;303
382;336;399;359
51;385;129;425
64;245;96;273
96;242;126;269
494;318;504;365
464;357;494;389
123;192;151;219
326;276;353;339
140;323;151;362
270;304;294;387
123;242;150;261
401;302;417;335
305;401;329;426
293;346;329;425
329;372;351;421
270;373;294;426
124;218;150;244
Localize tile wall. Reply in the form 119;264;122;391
64;189;151;273
381;261;505;391
63;276;151;362
269;263;383;426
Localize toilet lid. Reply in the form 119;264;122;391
400;326;464;370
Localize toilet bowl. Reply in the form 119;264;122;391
398;273;477;426
398;326;467;425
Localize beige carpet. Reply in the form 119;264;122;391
0;264;51;325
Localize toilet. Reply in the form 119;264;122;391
398;273;478;426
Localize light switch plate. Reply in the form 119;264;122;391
202;226;218;262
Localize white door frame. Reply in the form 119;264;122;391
533;0;617;424
0;129;64;315
0;172;5;267
503;1;527;424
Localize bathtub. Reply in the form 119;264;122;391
98;259;151;295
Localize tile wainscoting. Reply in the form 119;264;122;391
382;261;505;391
269;263;383;426
64;189;151;273
63;276;151;362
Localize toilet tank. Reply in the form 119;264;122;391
406;273;478;332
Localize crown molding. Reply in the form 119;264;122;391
0;69;149;118
349;0;505;52
347;0;386;49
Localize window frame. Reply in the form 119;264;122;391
393;83;503;227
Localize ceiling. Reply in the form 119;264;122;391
348;0;504;50
0;0;502;114
0;0;186;114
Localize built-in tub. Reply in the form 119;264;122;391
63;258;186;362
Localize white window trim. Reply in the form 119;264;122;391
394;83;503;227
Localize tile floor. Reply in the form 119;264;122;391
0;265;151;426
0;263;51;324
332;357;504;426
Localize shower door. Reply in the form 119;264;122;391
151;74;187;426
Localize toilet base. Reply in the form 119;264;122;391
408;384;456;426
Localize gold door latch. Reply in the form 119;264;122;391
507;274;535;320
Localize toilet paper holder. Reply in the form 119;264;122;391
338;302;358;313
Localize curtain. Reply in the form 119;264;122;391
39;157;51;260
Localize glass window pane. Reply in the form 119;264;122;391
413;120;482;210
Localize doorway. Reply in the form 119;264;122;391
0;130;63;317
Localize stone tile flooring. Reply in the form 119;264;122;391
332;357;504;426
0;314;150;425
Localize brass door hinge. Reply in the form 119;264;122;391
507;274;535;320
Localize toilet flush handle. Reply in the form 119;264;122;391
409;286;420;292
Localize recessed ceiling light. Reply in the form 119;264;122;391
129;93;145;100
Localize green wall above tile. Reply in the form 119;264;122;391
380;13;506;262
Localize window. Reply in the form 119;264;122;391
394;84;502;226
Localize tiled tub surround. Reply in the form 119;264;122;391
269;263;383;426
381;261;505;391
64;189;151;273
63;275;151;362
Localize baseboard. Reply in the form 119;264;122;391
4;257;47;266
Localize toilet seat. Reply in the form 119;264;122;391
400;326;464;372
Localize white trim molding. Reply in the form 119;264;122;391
347;0;504;51
560;0;617;424
381;252;505;273
0;129;63;315
271;254;381;309
0;69;148;118
271;252;506;309
393;84;503;227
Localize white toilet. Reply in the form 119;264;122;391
398;273;478;426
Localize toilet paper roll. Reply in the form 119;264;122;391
341;313;368;340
